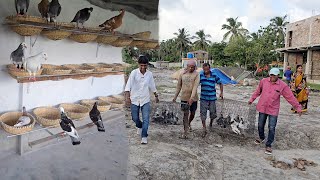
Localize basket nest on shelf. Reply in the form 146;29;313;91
59;103;90;120
7;64;43;77
80;99;111;112
98;96;124;110
112;64;125;71
69;33;97;43
5;15;46;24
0;112;35;135
137;41;159;50
42;29;72;40
132;31;151;39
33;107;60;127
42;65;72;75
10;24;43;36
110;37;133;47
96;35;119;44
129;40;145;47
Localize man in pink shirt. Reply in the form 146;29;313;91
248;68;302;155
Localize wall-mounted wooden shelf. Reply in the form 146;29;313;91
8;71;124;83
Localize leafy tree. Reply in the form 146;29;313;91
222;17;249;42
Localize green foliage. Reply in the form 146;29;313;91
124;63;138;76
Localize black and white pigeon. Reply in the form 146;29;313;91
47;0;61;23
15;0;30;16
89;102;105;132
71;7;93;28
10;42;27;69
59;107;81;145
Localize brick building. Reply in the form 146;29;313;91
277;15;320;83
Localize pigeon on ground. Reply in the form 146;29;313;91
47;0;61;23
14;106;31;127
71;7;93;28
38;0;49;18
15;0;30;16
59;107;81;145
89;102;105;132
10;42;27;69
24;52;48;81
230;115;241;135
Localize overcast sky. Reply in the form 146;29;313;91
159;0;320;42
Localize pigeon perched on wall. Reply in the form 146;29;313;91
59;107;81;145
38;0;49;18
15;0;30;16
10;42;27;69
89;102;105;132
47;0;61;23
71;7;93;28
24;52;48;81
14;106;31;127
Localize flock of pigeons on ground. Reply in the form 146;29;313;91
15;0;125;32
216;114;248;135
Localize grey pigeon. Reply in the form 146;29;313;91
89;102;105;132
59;107;81;145
15;0;30;15
10;42;27;69
71;7;93;28
47;0;61;23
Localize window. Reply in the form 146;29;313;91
288;31;293;47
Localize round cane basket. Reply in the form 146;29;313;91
59;103;89;120
43;65;72;75
98;96;124;110
33;107;60;127
80;99;111;112
0;112;35;135
10;25;43;36
110;37;133;47
138;41;159;49
129;40;145;47
83;63;114;77
132;31;151;39
96;35;118;44
6;15;46;24
113;64;125;71
112;95;125;101
42;29;72;40
7;64;43;77
69;33;97;43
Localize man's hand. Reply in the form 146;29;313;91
172;97;176;103
155;96;159;103
248;101;252;105
219;92;224;99
125;97;131;107
188;99;193;106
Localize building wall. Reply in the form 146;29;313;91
0;0;158;113
287;53;304;67
312;51;320;80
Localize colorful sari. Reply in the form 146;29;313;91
290;72;308;112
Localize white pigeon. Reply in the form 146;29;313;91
230;115;241;135
24;52;48;81
238;117;247;129
14;107;31;127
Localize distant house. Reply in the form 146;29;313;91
276;15;320;83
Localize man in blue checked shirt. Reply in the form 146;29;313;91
199;63;223;137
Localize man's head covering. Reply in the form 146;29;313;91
269;68;280;76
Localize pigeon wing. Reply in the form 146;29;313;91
57;5;61;16
15;0;19;14
71;10;80;22
26;0;30;12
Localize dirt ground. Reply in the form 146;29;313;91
126;68;320;180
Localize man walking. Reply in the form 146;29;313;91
199;63;223;137
248;68;302;155
125;55;159;144
284;66;293;85
173;60;200;139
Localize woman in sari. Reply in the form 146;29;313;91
290;65;308;112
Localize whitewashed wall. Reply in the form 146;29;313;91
0;0;159;113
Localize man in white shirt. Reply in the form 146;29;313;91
124;55;159;144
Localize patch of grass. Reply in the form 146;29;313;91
308;83;320;90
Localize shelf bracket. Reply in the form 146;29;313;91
96;43;102;58
31;34;40;48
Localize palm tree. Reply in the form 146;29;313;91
173;28;192;59
221;17;249;42
270;15;289;47
192;30;212;50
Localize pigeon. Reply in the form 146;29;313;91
238;117;246;129
14;106;31;127
47;0;61;23
89;102;105;132
216;114;225;128
24;52;48;81
71;7;93;28
10;42;27;69
59;107;81;145
38;0;49;18
15;0;30;16
230;119;241;135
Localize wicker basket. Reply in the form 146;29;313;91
113;64;125;71
43;65;72;75
96;35;118;44
98;96;124;110
59;103;89;120
7;64;43;77
110;37;133;47
132;31;151;39
42;29;72;40
6;15;46;24
80;99;111;112
0;112;35;135
33;107;60;127
138;41;159;49
10;25;43;36
69;33;97;43
129;40;145;47
112;95;125;101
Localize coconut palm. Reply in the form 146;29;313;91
173;28;192;59
192;30;212;50
222;17;249;42
270;15;289;47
